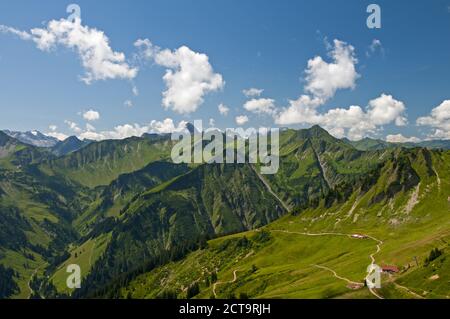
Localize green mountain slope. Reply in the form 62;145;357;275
0;134;91;298
51;136;92;157
40;134;175;188
414;140;450;150
0;131;52;170
266;126;384;209
1;126;449;299
68;163;286;298
344;137;393;151
119;148;450;299
73;161;191;235
344;136;450;151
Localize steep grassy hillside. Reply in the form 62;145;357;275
50;232;112;296
344;137;393;151
1;133;188;298
2;127;449;299
73;161;191;235
0;135;92;298
0;131;53;171
51;136;92;157
265;126;384;208
344;136;450;151
40;135;175;188
67;163;286;298
119;148;450;299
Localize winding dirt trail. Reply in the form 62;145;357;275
212;269;239;298
27;264;44;299
272;229;384;299
272;229;349;237
392;282;424;299
212;229;385;299
433;168;441;192
250;162;391;300
27;268;38;298
233;167;386;299
313;264;362;286
368;285;383;299
366;235;384;299
367;235;383;265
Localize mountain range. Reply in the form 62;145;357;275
4;128;450;155
2;130;59;148
0;126;449;299
2;130;92;156
343;137;450;151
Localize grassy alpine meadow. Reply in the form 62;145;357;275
50;232;112;295
117;149;450;299
119;200;449;299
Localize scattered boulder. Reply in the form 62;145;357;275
428;274;439;281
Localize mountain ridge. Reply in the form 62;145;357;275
51;136;92;156
0;125;449;299
2;130;59;148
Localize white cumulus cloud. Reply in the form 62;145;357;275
417;100;450;139
367;94;407;126
244;98;276;115
305;39;359;101
135;39;225;114
235;115;249;126
386;134;420;143
65;120;82;133
77;119;187;141
149;118;188;134
82;109;100;121
275;94;408;140
273;39;407;140
1;18;137;84
155;46;224;114
274;95;324;125
218;103;230;116
45;131;68;141
0;25;32;40
134;38;159;60
243;88;264;98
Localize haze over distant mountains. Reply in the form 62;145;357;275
2;128;450;155
342;137;450;151
50;136;92;157
2;130;59;148
2;130;92;156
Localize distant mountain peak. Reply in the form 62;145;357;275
0;130;15;147
308;125;330;135
297;125;335;141
64;135;81;142
51;135;92;156
2;129;58;148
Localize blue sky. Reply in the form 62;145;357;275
0;0;449;141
